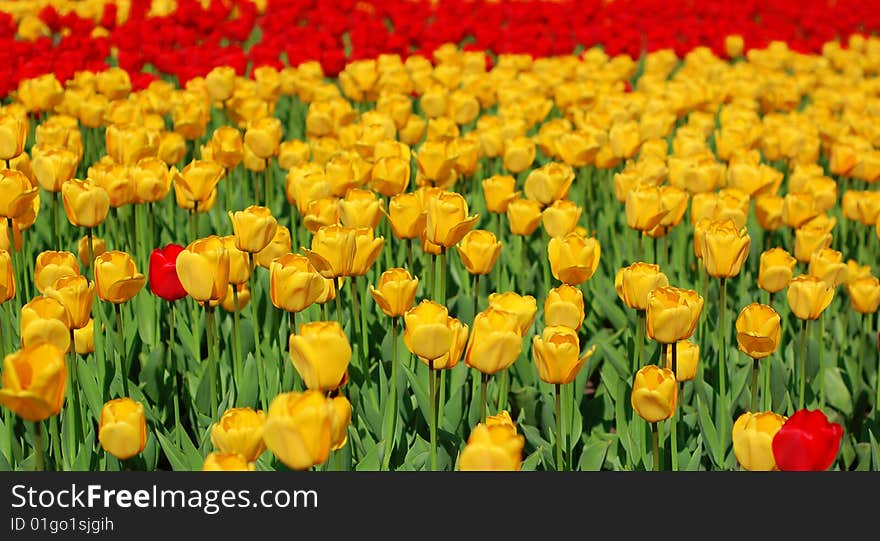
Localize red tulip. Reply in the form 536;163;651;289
149;244;187;302
771;409;844;471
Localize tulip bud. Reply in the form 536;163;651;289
615;262;670;311
205;66;236;102
732;411;787;471
229;205;279;254
787;275;834;321
176;237;230;303
532;326;596;385
487;291;538;332
404;300;469;369
202;452;255;471
0;343;66;421
98;398;147;460
544;284;585;329
130;157;172;204
735;303;781;359
338;189;384;230
646;286;704;344
465;308;523;375
210;407;266;463
269;254;325;313
458;417;525;471
34;250;80;294
209;126;244;170
262;390;335;470
548;232;601;285
503;136;536;174
158;131;187;166
370;268;418;318
699;219;751;278
0;114;28;160
631;365;678;423
758;248;797;294
244;117;282;159
847;276;880;314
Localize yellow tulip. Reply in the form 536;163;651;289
755;195;784;231
351;227;385;277
210;407;266;462
370;156;410;197
542;199;582;238
458;419;525;471
255;225;292;269
787;275;834;321
201;452;255;471
32;146;79;193
758;248;797;294
425;191;479;248
0;169;39;220
614;262;670;311
289;321;351;391
61;178;109;228
464;308;523;375
269;254;325;313
370;268;419;318
456;230;501;275
77;235;105;269
329;395;352;451
699;219;751;278
0;248;13;303
808;248;849;288
782;192;819;229
532;326;596;385
131;157;172;204
735;303;782;359
506;198;543;236
34;250;80;294
105;124;159;166
73;319;95;355
732;411;787;471
173;159;226;204
302;224;356;279
387;192;426;240
544;284;585;329
503;136;536;174
209;126;244;170
20;296;70;352
158;131;187;165
547;232;601;285
44;275;95;330
646;286;704;344
338;188;384;230
794;214;835;263
175;237;229;303
229;205;279;254
98;398;147;460
487;291;538;332
847;276;880;314
88;157;134;208
523;162;575;206
482;174;520;214
631;365;678;423
262;390;334;470
0;343;66;422
404;300;469;369
219;236;251;286
625;185;668;232
0;113;28;160
205;65;236;102
665;340;699;382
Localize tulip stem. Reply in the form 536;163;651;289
636;231;643;261
651;422;659;472
717;278;728;440
252;172;262;208
799;319;809;410
114;303;128;397
406;238;414;273
232;286;243;396
480;372;489;423
671;343;678;472
472;274;480;320
818;315;825;410
33;422;44;471
513;235;523;294
205;306;219;419
440;249;447;305
634;310;646;373
264;162;272;209
429;362;438;471
52;191;60;250
68;328;82;443
168;302;181;446
320;302;327;321
763;355;771;411
249;253;267;411
350;278;363;355
751;357;759;413
334;278;343;325
555;383;564;471
381;317;399;471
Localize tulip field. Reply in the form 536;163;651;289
2;0;880;473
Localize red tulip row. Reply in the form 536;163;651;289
3;0;880;98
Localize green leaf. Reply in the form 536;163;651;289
577;439;611;471
521;448;543;471
870;430;880;472
696;396;723;468
402;363;431;427
686;436;704;471
155;431;191;471
822;367;853;416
